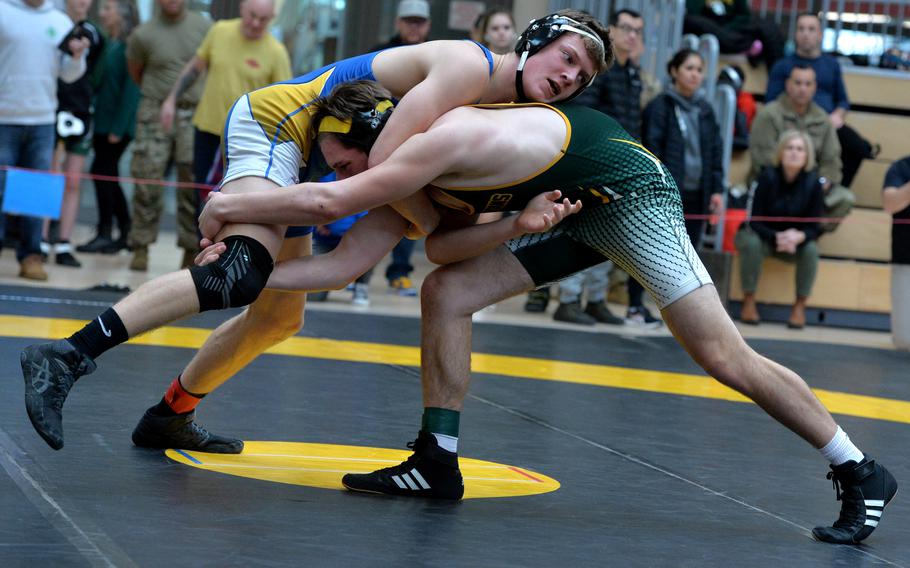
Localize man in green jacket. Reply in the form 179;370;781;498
749;64;853;231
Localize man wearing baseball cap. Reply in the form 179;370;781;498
371;0;433;296
376;0;431;49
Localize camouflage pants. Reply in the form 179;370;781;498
128;97;199;251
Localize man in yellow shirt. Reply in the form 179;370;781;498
159;0;291;265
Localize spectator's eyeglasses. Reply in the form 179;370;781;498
616;24;643;36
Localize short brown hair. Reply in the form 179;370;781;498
556;9;614;72
311;81;395;150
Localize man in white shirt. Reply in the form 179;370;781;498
0;0;89;280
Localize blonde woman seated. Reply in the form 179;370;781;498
736;130;824;329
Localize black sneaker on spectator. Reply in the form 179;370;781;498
524;289;550;313
77;235;114;253
553;301;596;325
585;300;625;325
99;237;129;254
54;242;81;268
626;306;662;328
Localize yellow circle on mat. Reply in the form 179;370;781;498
165;441;560;499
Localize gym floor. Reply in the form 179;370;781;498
0;228;907;567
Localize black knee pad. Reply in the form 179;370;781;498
189;235;274;312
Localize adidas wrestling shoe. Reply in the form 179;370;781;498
132;408;244;454
812;455;898;544
342;431;464;499
21;340;96;450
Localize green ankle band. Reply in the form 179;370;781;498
421;407;460;437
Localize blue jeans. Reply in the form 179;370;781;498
384;237;415;282
558;261;612;304
0;124;55;261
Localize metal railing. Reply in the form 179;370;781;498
820;0;910;59
754;0;910;59
707;83;739;251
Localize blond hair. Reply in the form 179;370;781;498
774;129;816;172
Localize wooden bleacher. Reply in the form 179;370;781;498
721;59;908;321
728;256;890;313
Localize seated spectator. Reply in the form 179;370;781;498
683;0;784;68
880;47;910;71
750;64;852;232
882;155;910;350
552;262;624;326
766;13;879;189
478;7;515;55
736;130;824;329
643;48;724;249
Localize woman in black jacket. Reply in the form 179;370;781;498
643;48;725;249
735;130;824;329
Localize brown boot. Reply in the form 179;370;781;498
788;297;807;329
740;293;760;325
19;254;48;281
129;246;149;272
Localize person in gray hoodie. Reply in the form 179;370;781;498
0;0;89;280
643;48;725;249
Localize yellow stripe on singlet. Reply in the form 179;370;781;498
608;137;656;156
3;314;908;426
246;67;335;150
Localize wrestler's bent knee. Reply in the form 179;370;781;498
189;235;274;311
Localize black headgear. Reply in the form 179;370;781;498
513;13;605;102
316;99;395;152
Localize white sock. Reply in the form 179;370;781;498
432;433;458;453
819;426;864;466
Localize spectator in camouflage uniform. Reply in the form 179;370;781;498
125;0;210;270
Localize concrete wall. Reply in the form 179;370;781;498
513;0;550;29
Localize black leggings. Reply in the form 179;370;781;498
89;134;131;238
838;124;876;188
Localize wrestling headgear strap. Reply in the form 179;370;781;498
514;14;605;103
317;99;395;151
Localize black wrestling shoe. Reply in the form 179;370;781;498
342;431;464;499
812;455;898;544
76;235;114;253
21;340;96;450
132;408;244;454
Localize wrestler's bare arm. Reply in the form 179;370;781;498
424;191;582;265
265;207;409;291
197;123;469;238
368;41;493;231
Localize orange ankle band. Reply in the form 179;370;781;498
164;377;203;414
